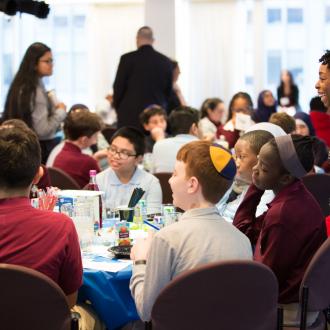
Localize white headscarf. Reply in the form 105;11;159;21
245;122;286;137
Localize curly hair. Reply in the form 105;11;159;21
319;50;330;70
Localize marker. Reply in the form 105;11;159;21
143;220;160;231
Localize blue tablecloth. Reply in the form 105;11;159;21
79;257;140;330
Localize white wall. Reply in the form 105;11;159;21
87;2;144;104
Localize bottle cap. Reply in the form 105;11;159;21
89;169;97;176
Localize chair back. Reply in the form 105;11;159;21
48;167;80;190
301;237;330;311
153;172;172;204
151;260;279;330
302;173;330;216
0;263;71;330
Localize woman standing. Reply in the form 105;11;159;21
277;70;299;109
2;42;66;163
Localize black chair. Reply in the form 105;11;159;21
151;260;280;330
0;263;79;330
285;238;330;330
302;173;330;216
153;172;172;204
48;167;80;190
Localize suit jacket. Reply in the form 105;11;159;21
113;45;173;128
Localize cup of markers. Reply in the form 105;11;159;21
31;187;58;211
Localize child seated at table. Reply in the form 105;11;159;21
199;97;225;140
152;107;200;173
269;112;296;134
130;140;252;321
0;123;82;309
53;110;103;188
233;134;327;327
218;122;286;222
96;126;162;214
139;105;167;153
1;119;52;191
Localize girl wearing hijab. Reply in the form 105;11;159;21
252;90;277;123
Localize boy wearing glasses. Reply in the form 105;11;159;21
96;127;162;214
53;110;103;188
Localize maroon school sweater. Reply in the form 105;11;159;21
233;181;326;303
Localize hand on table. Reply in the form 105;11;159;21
130;232;154;261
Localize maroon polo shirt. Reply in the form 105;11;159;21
0;197;82;294
233;180;326;303
53;141;100;188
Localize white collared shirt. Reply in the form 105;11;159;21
199;117;217;138
152;134;199;173
96;167;162;214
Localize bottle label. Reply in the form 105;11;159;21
116;222;131;246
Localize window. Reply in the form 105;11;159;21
267;51;281;85
0;6;88;111
247;9;253;24
287;50;304;84
53;16;68;28
325;6;330;22
3;53;13;85
267;8;281;23
287;8;303;24
73;15;85;28
245;76;253;85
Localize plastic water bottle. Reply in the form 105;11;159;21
87;169;103;229
139;199;147;221
134;200;147;228
134;203;142;226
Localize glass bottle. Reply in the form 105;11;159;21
87;169;103;229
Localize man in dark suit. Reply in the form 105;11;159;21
112;26;173;128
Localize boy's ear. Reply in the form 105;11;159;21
189;123;199;137
187;176;199;194
32;166;44;184
78;136;88;145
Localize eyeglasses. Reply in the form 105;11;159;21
39;59;54;65
107;145;137;160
